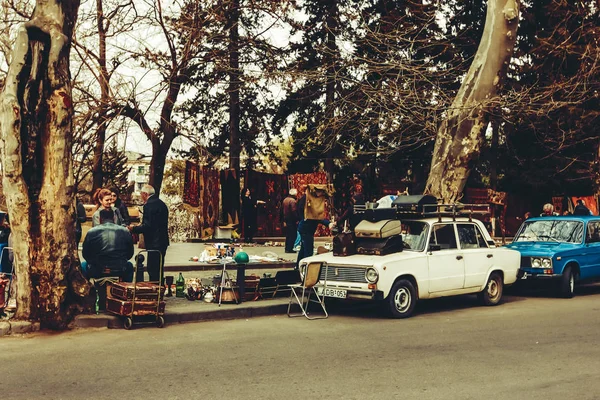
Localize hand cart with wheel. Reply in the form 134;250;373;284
105;250;166;329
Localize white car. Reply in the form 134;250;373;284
300;217;521;318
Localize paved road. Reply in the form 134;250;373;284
3;286;600;400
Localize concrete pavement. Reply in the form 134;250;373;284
0;237;333;335
70;237;333;331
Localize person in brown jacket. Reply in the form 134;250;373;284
282;188;299;253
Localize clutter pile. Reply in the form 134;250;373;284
187;243;284;264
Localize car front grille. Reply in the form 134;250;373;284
520;257;531;268
319;264;368;283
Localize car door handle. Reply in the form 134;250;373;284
487;254;493;258
456;255;463;260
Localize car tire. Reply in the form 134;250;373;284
559;266;575;298
386;279;417;318
478;272;503;306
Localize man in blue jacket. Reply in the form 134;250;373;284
82;209;134;282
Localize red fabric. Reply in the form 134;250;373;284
289;172;331;237
220;169;240;225
183;161;200;207
200;167;220;238
571;196;597;215
552;197;564;215
245;170;288;237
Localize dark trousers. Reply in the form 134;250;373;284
296;220;322;267
243;222;256;243
284;220;298;252
147;247;167;283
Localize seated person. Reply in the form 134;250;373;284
82;209;134;282
0;214;11;274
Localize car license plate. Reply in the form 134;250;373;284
318;287;347;299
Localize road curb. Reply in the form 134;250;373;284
70;301;290;330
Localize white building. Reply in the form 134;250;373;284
125;151;152;195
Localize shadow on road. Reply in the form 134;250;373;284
321;291;529;320
507;281;600;298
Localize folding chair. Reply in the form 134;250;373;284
254;276;277;300
272;269;301;298
287;262;328;320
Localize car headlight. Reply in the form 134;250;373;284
541;258;552;269
365;267;379;283
531;257;552;269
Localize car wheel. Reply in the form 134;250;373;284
386;279;417;318
559;266;575;298
123;317;133;330
478;272;503;306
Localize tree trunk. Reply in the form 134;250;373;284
0;0;88;329
149;136;172;195
424;0;520;203
323;3;338;175
90;0;111;195
228;0;241;176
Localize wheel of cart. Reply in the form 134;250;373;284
103;249;166;329
128;249;165;329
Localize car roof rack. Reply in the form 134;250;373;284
421;203;491;222
353;201;491;222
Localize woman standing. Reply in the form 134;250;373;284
241;187;264;243
109;187;131;226
92;188;125;227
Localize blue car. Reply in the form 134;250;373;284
505;215;600;297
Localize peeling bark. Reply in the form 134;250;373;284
424;0;520;203
0;0;87;329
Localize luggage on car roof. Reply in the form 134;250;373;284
355;219;401;239
393;195;438;214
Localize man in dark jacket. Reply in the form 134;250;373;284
82;209;134;281
573;199;592;216
129;184;169;282
282;188;299;253
75;198;87;245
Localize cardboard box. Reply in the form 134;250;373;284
215;226;233;239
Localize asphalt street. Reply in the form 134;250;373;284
2;285;600;400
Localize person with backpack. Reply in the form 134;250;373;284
295;189;334;268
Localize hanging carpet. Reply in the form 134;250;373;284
245;170;288;237
220;169;240;226
200;167;220;239
289;172;331;237
183;161;200;208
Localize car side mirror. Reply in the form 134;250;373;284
429;244;441;252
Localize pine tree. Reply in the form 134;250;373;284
500;1;600;196
179;0;289;173
102;142;132;200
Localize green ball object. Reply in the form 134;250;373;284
234;251;249;264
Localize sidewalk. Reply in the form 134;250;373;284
72;237;333;330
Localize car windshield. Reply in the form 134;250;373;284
401;221;428;251
514;219;584;244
